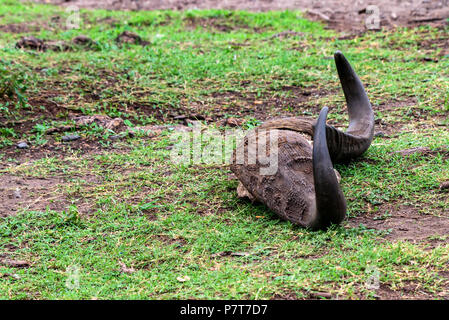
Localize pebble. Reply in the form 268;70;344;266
62;134;81;142
17;142;29;149
109;135;121;141
173;115;187;121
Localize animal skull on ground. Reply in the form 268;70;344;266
230;51;374;230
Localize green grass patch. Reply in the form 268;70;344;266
0;0;448;299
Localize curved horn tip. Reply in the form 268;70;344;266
334;50;343;57
317;106;329;124
334;50;346;62
333;50;354;76
312;106;329;129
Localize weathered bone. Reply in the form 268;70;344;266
230;51;374;230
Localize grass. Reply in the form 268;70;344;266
0;0;448;299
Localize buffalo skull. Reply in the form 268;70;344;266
230;51;374;230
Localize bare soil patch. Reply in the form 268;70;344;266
29;0;449;33
184;14;266;33
271;285;438;299
200;85;334;122
371;97;449;137
373;282;439;299
419;34;449;58
0;23;41;34
0;174;66;217
92;85;334;126
347;202;449;244
1;138;106;166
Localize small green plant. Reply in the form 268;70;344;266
0;62;29;108
244;117;262;129
58;205;83;227
33;123;52;135
0;127;16;148
0;127;16;137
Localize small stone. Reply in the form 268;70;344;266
116;31;150;46
16;142;29;149
374;131;385;138
185;119;198;126
104;117;124;130
440;182;449;191
72;35;95;47
109;135;121;141
391;12;398;20
62;134;81;142
221;117;244;127
176;275;190;282
118;262;135;274
16;36;46;51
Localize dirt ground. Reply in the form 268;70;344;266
348;201;449;245
32;0;449;32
